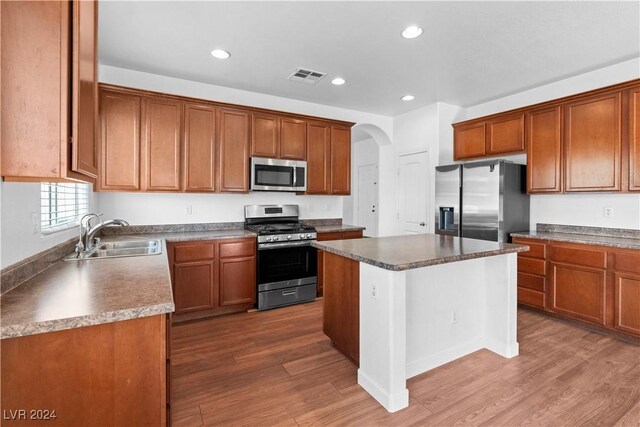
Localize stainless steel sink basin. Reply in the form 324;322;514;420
65;240;162;261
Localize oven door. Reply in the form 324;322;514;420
251;157;306;192
257;241;317;291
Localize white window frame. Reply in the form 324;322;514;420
40;183;90;235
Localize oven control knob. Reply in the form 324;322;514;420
266;237;272;242
304;234;310;239
273;236;279;241
287;235;293;240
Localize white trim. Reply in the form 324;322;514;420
357;370;409;413
396;150;431;234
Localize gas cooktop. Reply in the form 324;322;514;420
245;222;316;235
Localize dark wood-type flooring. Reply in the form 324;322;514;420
171;301;640;426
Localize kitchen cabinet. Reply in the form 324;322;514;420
183;102;217;192
306;122;332;194
99;90;142;191
526;106;563;193
453;122;486;160
611;251;640;335
317;230;363;297
330;126;352;195
218;108;251;192
251;114;307;160
1;315;167;427
513;237;547;309
168;238;256;322
629;85;640;191
487;113;525;155
142;97;182;191
1;0;98;183
564;91;622;192
323;251;360;366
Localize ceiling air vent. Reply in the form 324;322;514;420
288;68;327;85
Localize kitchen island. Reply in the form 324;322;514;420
312;234;528;412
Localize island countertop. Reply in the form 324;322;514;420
312;233;528;271
0;230;256;339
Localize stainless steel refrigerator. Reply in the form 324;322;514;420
434;160;529;243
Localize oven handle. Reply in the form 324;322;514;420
258;240;315;250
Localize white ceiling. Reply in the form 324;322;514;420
99;1;640;116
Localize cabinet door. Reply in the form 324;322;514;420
330;126;351;195
526;106;563;193
99;90;141;190
550;262;607;325
629;86;640;191
251;113;279;158
1;1;70;179
453;122;486;159
71;0;98;179
613;272;640;336
487;113;525;155
184;103;216;192
564;91;622;192
219;258;256;306
306;122;331;194
280;118;307;160
219;108;250;192
142;97;182;191
174;261;216;313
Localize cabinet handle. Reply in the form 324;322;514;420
282;290;297;296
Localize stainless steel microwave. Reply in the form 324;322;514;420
250;157;307;192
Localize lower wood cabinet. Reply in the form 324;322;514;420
513;237;640;337
168;238;256;322
1;315;168;427
316;229;363;297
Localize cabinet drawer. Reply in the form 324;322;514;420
612;252;640;275
549;244;606;269
518;287;545;309
342;230;363;239
317;232;342;241
513;238;546;259
517;273;545;292
174;243;215;262
518;257;545;276
219;239;255;258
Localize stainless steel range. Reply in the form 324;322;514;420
244;205;318;310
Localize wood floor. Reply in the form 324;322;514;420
171;301;640;426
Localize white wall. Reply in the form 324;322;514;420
1;182;100;269
343;138;380;234
455;58;640;230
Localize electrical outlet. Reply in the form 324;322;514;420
371;283;378;299
451;310;458;324
185;205;193;215
31;212;39;234
308;204;314;213
604;207;614;218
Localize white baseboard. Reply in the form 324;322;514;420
357;370;409;413
484;338;519;358
405;339;484;379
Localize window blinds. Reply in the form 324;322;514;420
40;183;89;233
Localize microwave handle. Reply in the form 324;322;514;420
292;166;297;188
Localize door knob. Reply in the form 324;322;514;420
419;222;426;226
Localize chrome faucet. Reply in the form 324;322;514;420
75;213;130;257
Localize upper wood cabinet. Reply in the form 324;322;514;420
250;114;307;160
307;122;332;194
564;91;622;192
453;122;486;160
218;108;250;192
330;126;352;195
487;113;525;154
1;0;98;183
142;97;182;191
183;103;217;192
526;106;563;193
99;90;141;191
629;86;640;191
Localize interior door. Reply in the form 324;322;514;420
398;151;429;234
357;164;378;237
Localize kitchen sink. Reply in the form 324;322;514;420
65;240;162;261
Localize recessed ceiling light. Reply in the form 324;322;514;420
401;26;423;39
331;77;346;86
210;49;231;59
401;95;415;101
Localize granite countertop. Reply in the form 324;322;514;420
312;234;528;271
0;229;257;339
315;224;366;233
510;231;640;250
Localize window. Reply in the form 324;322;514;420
40;183;90;234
